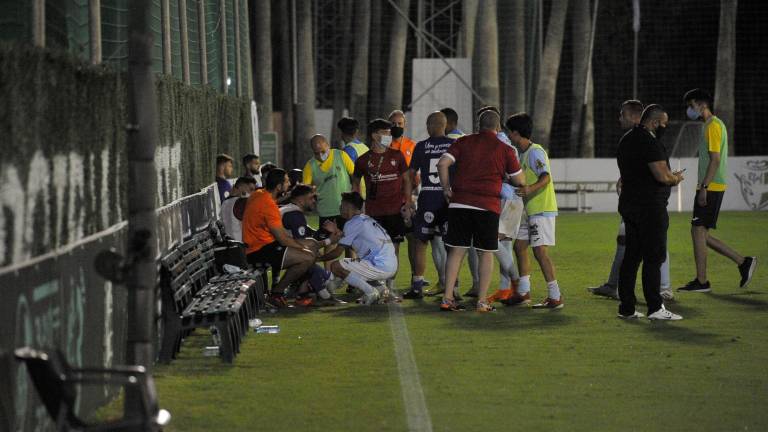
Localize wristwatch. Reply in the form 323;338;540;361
700;183;709;190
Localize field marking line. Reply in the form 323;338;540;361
387;301;434;432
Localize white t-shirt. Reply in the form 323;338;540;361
220;196;243;241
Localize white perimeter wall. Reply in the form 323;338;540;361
552;156;768;212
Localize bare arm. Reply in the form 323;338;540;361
701;151;720;187
269;226;314;251
437;155;454;200
648;161;684;186
508;171;526;187
402;170;414;206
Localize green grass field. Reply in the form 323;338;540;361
150;212;768;431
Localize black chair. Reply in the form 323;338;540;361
14;347;171;432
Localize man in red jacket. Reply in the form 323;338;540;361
437;110;526;312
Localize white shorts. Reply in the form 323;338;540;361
338;258;396;282
498;199;524;240
516;214;556;247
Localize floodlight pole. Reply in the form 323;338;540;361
125;0;159;423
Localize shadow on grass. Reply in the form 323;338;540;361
642;322;722;346
399;299;577;332
706;292;768;309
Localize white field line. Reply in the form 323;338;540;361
387;302;433;432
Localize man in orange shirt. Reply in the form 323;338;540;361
389;110;421;287
243;168;316;307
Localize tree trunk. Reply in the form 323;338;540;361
461;0;478;58
278;0;294;166
252;0;274;132
569;0;595;157
368;0;384;121
532;0;569;148
295;0;316;164
331;0;354;145
383;0;410;115
350;0;371;131
473;0;500;114
500;0;526;117
715;0;737;155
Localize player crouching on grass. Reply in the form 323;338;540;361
317;192;398;305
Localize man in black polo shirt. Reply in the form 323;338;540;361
616;105;684;320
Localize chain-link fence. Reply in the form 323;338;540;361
270;0;766;160
0;0;252;98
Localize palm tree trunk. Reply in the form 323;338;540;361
383;0;410;114
332;0;354;145
473;0;500;114
715;0;737;155
461;0;478;58
350;0;371;130
295;0;317;164
252;0;274;132
532;0;569;148
500;0;526;117
368;0;384;121
569;0;595;157
278;0;294;166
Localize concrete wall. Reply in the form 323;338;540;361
550;157;768;213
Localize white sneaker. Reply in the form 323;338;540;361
660;289;675;301
362;290;380;306
617;311;645;319
648;306;683;321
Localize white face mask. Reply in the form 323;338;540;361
319;150;330;161
380;135;393;147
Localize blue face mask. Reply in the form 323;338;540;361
686;106;701;120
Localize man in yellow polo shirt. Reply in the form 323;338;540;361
678;89;757;292
302;134;356;230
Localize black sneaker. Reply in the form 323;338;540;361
739;257;758;288
402;289;423;299
677;279;711;293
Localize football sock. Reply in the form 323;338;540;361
345;273;375;296
547;280;561;300
518;275;531;294
412;275;424;283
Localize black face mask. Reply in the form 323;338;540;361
655;126;667;141
391;126;404;139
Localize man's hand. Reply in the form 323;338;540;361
616;177;623;196
516;185;531;198
330;230;343;243
443;186;453;202
697;188;707;206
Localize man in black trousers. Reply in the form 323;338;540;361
616;104;684;320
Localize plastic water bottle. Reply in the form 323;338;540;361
248;318;263;329
202;346;220;357
255;325;280;334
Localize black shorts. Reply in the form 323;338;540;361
444;208;499;251
246;241;286;271
372;214;407;243
413;207;449;241
692;190;724;229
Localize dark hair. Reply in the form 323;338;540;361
621;100;644;115
505;113;533;139
265;168;287;191
233;176;257;188
683;88;713;109
337;117;360;135
242;153;259;166
216;154;233;166
290;184;314;199
288;168;303;186
367;118;392;141
341;191;365;210
260;163;277;177
640;104;667;124
440;107;459;125
476;105;500;119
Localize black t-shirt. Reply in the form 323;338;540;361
617;125;671;212
280;204;316;239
